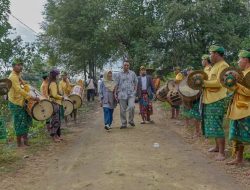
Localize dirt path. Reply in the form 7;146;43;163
0;102;248;190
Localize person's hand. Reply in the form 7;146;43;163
99;101;103;107
31;96;40;102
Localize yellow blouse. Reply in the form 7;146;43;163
59;79;73;96
204;65;211;76
49;82;63;105
227;68;250;120
8;71;31;107
203;60;229;104
40;81;49;99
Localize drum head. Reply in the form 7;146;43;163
62;99;74;116
178;78;200;99
32;100;54;121
69;94;82;109
167;80;177;91
156;84;169;102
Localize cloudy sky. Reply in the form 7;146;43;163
9;0;47;42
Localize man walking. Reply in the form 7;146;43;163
116;60;138;129
137;66;155;124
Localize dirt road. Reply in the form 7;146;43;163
0;102;248;190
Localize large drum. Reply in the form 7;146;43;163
178;78;200;103
69;85;84;109
0;78;12;95
167;80;178;91
26;87;54;121
167;90;182;106
62;98;74;116
156;84;169;102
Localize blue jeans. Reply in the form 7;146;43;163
103;107;114;126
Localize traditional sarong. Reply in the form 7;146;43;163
48;103;61;137
139;90;153;118
187;100;201;121
229;117;250;144
8;102;32;136
203;98;226;138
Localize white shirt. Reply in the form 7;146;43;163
141;76;147;90
87;79;95;90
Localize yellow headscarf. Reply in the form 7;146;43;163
103;70;116;92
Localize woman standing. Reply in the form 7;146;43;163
48;69;64;142
99;70;117;130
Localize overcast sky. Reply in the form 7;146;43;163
9;0;47;42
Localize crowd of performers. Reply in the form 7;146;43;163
171;45;250;166
5;45;250;169
7;60;86;145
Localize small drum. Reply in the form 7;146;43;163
167;90;182;106
156;84;169;102
62;98;74;116
69;85;84;109
26;87;54;121
178;78;200;103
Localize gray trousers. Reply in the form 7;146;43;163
119;97;135;126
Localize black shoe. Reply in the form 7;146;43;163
120;126;127;129
129;122;135;127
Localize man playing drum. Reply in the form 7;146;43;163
8;58;39;147
172;66;183;119
59;71;75;123
40;72;49;98
226;50;250;166
202;45;229;161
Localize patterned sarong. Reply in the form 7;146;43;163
203;99;226;138
139;90;153;117
229;117;250;144
48;103;61;136
8;102;32;136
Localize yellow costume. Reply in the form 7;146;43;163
203;60;229;104
8;71;31;107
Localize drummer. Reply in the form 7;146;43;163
59;71;75;123
40;72;50;131
182;66;202;137
202;45;229;161
226;50;250;166
172;66;183;119
202;54;212;75
48;69;64;142
40;72;49;99
8;58;39;147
